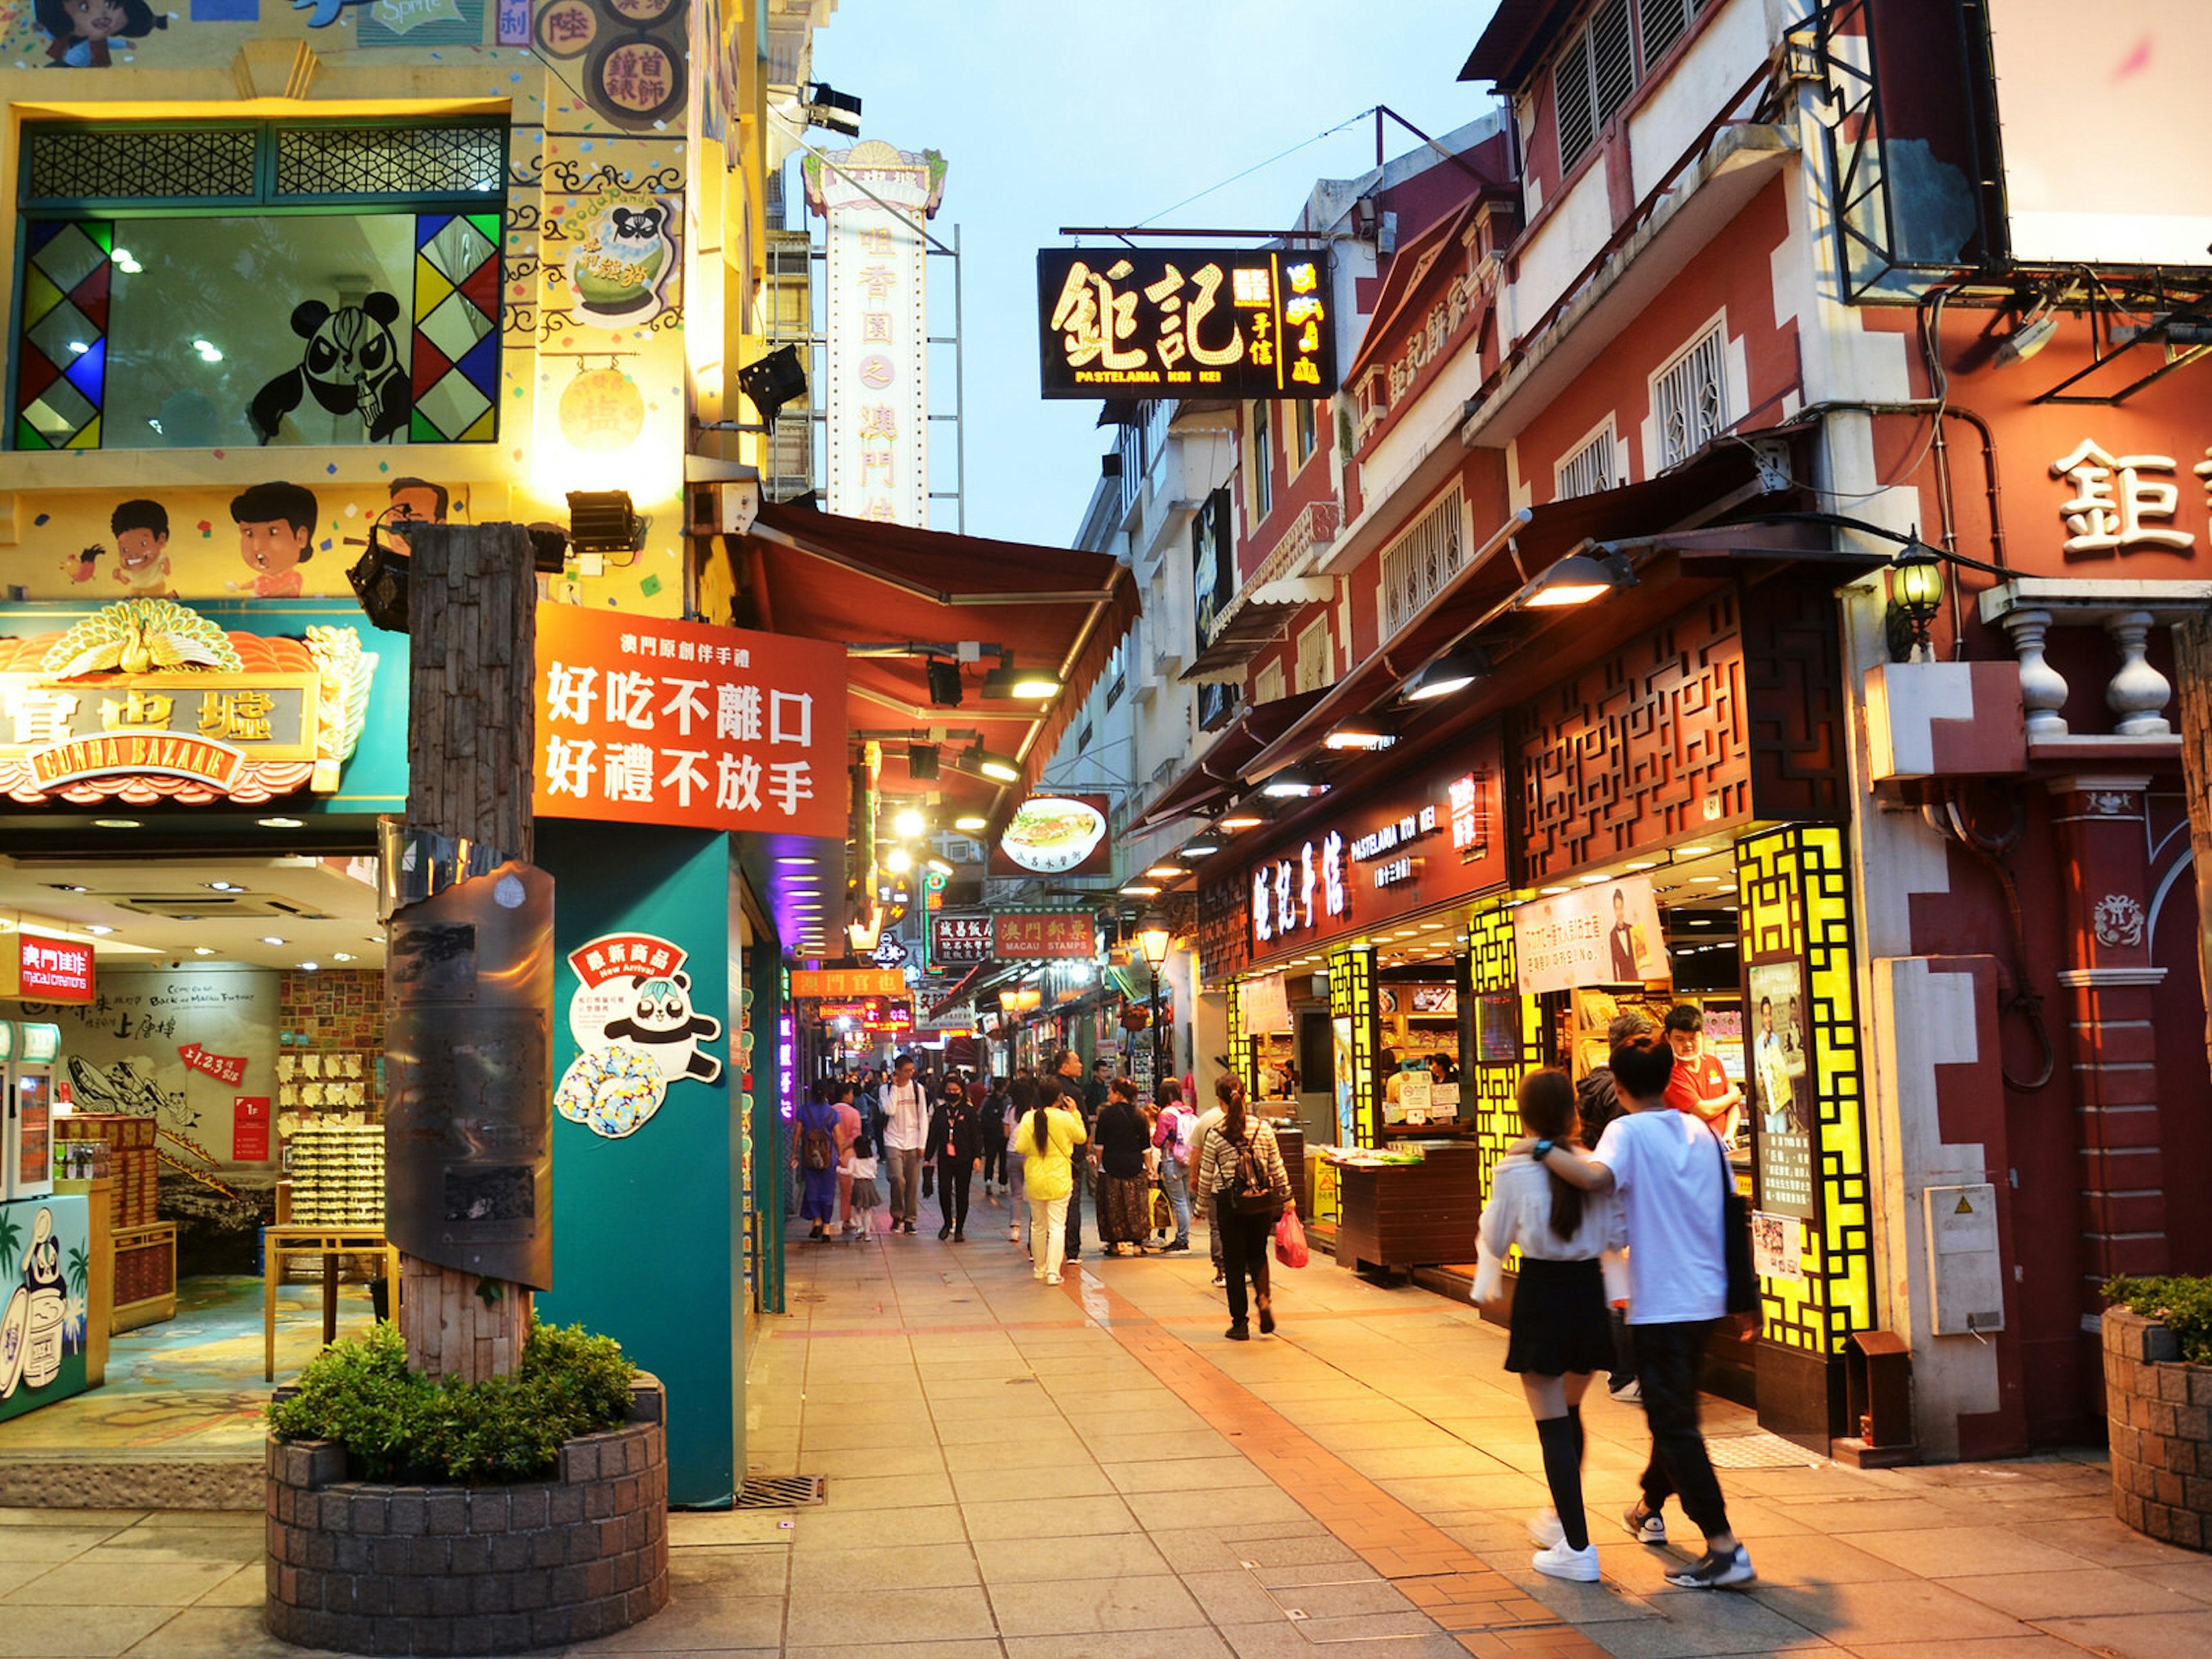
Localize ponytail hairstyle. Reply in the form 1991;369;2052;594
1215;1073;1248;1143
1516;1068;1585;1241
1108;1075;1138;1104
1031;1075;1061;1149
1156;1077;1184;1108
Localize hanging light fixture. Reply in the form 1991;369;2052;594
1514;548;1637;609
961;744;1022;783
1260;763;1325;798
1404;644;1494;702
979;661;1062;700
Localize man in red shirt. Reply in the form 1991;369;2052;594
1662;1005;1742;1143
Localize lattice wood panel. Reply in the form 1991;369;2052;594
1328;947;1380;1149
1197;873;1252;986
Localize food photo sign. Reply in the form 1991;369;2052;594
990;794;1111;878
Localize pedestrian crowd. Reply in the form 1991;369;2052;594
797;1018;1760;1592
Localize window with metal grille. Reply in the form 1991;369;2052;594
13;119;506;454
1653;320;1730;469
1377;484;1466;640
1294;618;1331;694
1556;426;1619;499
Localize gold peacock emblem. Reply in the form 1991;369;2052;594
39;599;243;679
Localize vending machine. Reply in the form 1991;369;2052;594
1;1021;58;1202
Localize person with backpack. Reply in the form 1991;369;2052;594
1196;1077;1294;1340
1187;1081;1231;1286
1530;1033;1758;1590
1473;1069;1623;1584
795;1081;842;1241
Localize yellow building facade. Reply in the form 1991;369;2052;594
0;0;827;614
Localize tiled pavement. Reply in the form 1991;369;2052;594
8;1203;2212;1656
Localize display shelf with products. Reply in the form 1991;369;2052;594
285;1120;385;1228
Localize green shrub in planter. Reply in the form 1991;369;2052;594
2105;1275;2212;1366
267;1319;637;1483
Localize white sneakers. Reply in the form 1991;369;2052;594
1531;1540;1601;1582
1528;1508;1565;1548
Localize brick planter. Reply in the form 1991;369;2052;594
264;1377;670;1654
2104;1308;2212;1551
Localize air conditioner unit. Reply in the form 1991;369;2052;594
687;479;760;537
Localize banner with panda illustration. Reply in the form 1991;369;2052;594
555;931;724;1139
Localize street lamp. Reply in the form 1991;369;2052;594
1135;913;1174;1097
1885;541;1945;662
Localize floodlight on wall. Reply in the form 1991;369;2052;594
1260;763;1325;799
1403;645;1494;702
566;491;643;554
980;660;1062;700
1991;310;2059;368
926;658;964;708
802;81;863;137
962;745;1022;783
1514;548;1637;609
736;343;808;428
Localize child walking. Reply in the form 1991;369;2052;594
846;1132;885;1237
1473;1069;1623;1583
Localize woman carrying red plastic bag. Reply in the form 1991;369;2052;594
1273;1203;1309;1270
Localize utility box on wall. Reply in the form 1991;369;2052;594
1924;1183;2005;1336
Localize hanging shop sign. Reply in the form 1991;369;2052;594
1036;248;1336;399
993;912;1095;960
1512;877;1671;996
990;794;1111;878
535;607;847;841
1235;722;1505;966
0;936;93;1003
931;914;995;965
870;934;910;970
789;968;906;999
555;933;725;1141
0;598;378;807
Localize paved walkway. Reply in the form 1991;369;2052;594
7;1205;2212;1656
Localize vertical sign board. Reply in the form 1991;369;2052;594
805;142;946;527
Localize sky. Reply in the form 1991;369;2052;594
805;0;1506;550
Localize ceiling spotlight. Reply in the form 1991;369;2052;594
1260;763;1325;798
1180;835;1221;858
962;745;1022;784
259;816;304;829
192;946;215;957
333;953;355;963
980;662;1062;700
260;936;287;946
1324;725;1397;751
49;884;89;893
1404;645;1494;702
207;881;244;892
1517;547;1637;609
85;925;114;935
954;814;988;832
298;960;320;971
926;658;964;707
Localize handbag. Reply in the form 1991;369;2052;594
1710;1128;1759;1316
922;1162;935;1199
1273;1205;1309;1270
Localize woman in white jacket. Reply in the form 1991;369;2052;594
1473;1068;1623;1584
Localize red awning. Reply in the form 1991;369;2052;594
1130;688;1331;832
742;503;1141;815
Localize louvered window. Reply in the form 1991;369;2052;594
1378;484;1467;639
1252;660;1287;706
1554;37;1596;169
1653;321;1730;469
1552;0;1707;172
1590;0;1636;127
1556;426;1619;499
1639;0;1694;67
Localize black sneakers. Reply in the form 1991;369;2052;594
1665;1546;1756;1589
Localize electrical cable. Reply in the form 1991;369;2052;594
1133;108;1380;230
1923;782;2056;1093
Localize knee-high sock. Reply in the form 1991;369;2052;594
1536;1415;1589;1551
1569;1403;1585;1461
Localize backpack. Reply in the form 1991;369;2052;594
1225;1129;1284;1218
800;1107;835;1173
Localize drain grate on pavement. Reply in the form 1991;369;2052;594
734;1474;826;1508
1704;1431;1823;1469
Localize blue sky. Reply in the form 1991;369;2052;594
806;0;1505;548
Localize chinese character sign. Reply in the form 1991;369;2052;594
2;936;93;1002
1036;248;1337;399
931;914;995;965
805;141;946;527
992;912;1095;960
532;607;846;839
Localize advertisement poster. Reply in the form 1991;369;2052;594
1475;993;1521;1066
1513;876;1670;994
1331;1016;1357;1147
990;795;1111;878
1748;960;1815;1221
1752;1211;1804;1282
232;1096;271;1162
555;933;724;1141
0;1195;90;1426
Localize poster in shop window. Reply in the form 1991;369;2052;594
1512;878;1669;995
1747;960;1815;1222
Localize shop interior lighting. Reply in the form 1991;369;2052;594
332;953;355;963
1260;763;1325;799
259;816;304;828
95;819;141;829
953;814;988;832
1675;846;1715;857
192;947;215;957
207;881;244;892
961;745;1022;784
1516;548;1638;609
85;925;113;935
1626;860;1658;870
979;661;1062;700
49;884;90;893
298;961;319;971
893;806;927;839
1404;645;1494;702
1885;541;1946;662
1540;885;1570;895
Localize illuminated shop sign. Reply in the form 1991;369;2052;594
1036;248;1336;399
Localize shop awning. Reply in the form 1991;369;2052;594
1459;0;1578;89
1129;688;1331;832
741;503;1141;812
1241;438;1787;782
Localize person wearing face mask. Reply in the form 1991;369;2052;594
878;1053;930;1236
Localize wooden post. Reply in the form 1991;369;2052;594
396;521;537;1380
2176;615;2212;1070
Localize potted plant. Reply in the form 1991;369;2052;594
2102;1276;2212;1552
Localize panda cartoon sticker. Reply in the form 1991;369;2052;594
568;187;677;328
556;933;724;1140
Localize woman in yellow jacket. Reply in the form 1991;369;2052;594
1011;1075;1088;1285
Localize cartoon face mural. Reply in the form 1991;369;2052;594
569;190;677;328
227;481;319;598
32;0;165;67
248;296;411;446
556;934;724;1140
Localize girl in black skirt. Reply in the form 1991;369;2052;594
1472;1069;1623;1584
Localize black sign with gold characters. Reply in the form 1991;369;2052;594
1036;248;1336;400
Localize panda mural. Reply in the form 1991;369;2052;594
556;934;725;1141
